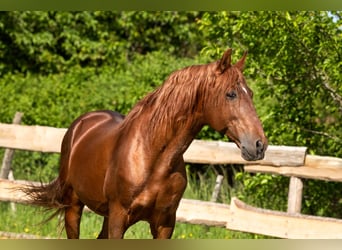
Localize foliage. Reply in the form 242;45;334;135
0;51;200;127
0;51;202;181
301;179;342;218
0;11;204;75
234;173;289;211
199;11;342;157
198;11;342;220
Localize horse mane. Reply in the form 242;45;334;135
119;60;242;137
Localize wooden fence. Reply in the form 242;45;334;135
1;122;342;239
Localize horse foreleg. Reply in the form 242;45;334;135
97;216;108;239
107;202;129;239
149;212;176;239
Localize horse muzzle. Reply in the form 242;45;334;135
241;139;267;161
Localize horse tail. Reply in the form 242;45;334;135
21;177;68;222
21;121;74;223
20;112;83;223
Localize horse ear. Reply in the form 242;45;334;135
235;51;248;71
217;48;232;74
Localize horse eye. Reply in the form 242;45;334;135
226;91;237;100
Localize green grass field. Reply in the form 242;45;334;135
0;204;260;239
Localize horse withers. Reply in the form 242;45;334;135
23;48;267;239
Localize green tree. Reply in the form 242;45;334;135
0;11;204;75
199;11;342;219
199;11;341;157
0;11;124;74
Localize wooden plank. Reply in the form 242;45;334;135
305;154;342;168
176;198;230;227
184;139;307;166
227;197;342;239
0;123;306;167
245;155;342;182
0;123;66;153
287;176;303;214
0;179;36;203
0;231;53;239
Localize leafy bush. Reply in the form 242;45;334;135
198;11;342;220
0;51;208;181
0;11;204;75
0;51;200;126
199;11;342;157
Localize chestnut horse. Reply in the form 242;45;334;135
24;48;267;239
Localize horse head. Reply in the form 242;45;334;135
204;49;268;161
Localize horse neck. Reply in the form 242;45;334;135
119;103;204;161
121;65;213;158
152;75;209;148
145;109;204;158
161;114;203;155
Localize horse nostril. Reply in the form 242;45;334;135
256;140;263;151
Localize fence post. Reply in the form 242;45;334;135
210;174;224;202
0;112;23;179
287;176;303;214
0;112;23;212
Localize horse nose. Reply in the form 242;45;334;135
256;140;264;154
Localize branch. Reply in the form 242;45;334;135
300;127;341;142
321;74;342;114
315;70;342;113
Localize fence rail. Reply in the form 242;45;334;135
0;122;308;166
1;122;342;239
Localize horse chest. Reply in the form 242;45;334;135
126;171;187;218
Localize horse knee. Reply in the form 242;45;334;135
150;213;176;239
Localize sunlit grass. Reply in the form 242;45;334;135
0;203;260;239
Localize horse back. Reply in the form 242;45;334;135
66;110;124;145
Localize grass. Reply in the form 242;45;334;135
0;166;270;239
0;203;262;239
